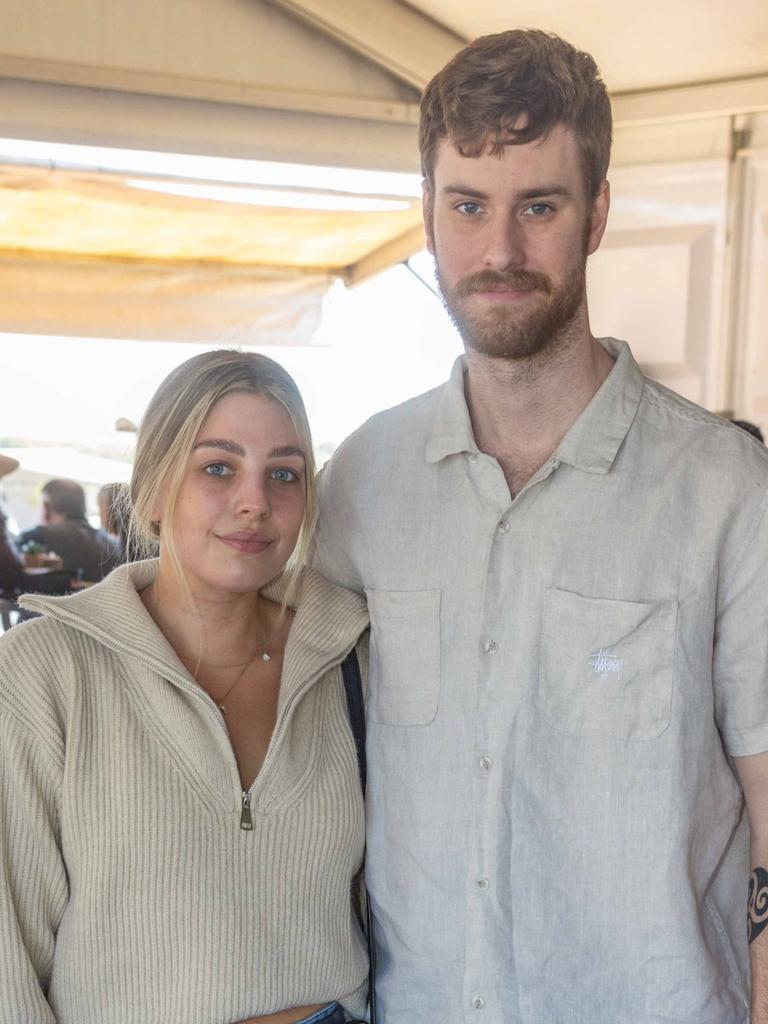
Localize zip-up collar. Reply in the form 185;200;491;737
21;559;368;708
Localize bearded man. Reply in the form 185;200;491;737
314;29;768;1024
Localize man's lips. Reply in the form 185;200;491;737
471;286;537;302
454;272;548;301
217;532;273;553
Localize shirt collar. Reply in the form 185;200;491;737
425;355;479;463
425;338;645;476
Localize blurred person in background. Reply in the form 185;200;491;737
97;482;129;557
19;477;122;581
0;454;25;598
731;419;765;444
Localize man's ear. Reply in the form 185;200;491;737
586;179;610;256
41;499;52;524
422;179;435;255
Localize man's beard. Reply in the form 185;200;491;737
436;257;587;361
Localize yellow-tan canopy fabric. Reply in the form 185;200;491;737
0;165;424;343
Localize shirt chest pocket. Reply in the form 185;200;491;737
539;587;678;741
366;589;441;726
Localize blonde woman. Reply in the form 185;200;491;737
0;351;369;1024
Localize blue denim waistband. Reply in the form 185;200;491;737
295;1004;343;1024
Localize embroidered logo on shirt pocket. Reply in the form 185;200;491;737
539;587;678;741
366;588;441;726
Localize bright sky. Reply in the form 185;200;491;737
0;252;463;469
0;138;463;482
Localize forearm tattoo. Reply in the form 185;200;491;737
748;867;768;943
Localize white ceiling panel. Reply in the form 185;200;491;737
409;0;768;93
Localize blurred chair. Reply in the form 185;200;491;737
0;596;19;632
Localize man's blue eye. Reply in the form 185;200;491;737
526;203;552;216
457;201;482;215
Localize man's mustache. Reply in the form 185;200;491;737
452;269;551;297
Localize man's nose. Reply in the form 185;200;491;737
481;213;526;271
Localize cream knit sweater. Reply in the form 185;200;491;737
0;560;369;1024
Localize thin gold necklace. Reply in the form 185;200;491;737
214;645;272;715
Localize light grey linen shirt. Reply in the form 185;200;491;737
314;339;768;1024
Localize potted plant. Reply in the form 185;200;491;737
20;541;63;570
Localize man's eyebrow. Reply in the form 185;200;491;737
516;185;573;200
192;438;246;456
440;183;573;201
441;184;489;199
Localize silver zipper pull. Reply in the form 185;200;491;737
240;792;253;831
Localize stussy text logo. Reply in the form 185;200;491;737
588;648;623;678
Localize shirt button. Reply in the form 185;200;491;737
473;997;486;1009
476;877;490;889
468;453;478;463
484;640;498;655
480;756;493;770
497;520;510;533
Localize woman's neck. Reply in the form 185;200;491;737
140;561;273;669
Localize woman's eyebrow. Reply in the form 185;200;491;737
269;445;305;459
192;438;246;456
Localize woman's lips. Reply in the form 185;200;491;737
217;532;272;554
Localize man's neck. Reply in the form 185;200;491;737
464;330;615;496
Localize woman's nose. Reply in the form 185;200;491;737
236;478;271;519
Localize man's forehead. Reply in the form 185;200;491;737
434;124;579;166
431;126;583;191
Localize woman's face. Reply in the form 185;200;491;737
167;391;307;597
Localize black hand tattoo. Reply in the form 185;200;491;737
748;867;768;944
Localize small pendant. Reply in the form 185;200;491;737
261;652;271;662
218;703;226;714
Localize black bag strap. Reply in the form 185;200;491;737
341;647;377;1024
341;648;366;794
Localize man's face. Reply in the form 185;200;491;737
424;126;609;360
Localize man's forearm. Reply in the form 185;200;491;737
749;862;768;1022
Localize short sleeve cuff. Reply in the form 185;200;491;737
722;722;768;758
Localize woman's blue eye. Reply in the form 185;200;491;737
272;467;299;482
204;463;231;477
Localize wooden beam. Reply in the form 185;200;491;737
0;54;420;125
267;0;464;91
344;223;425;286
612;75;768;127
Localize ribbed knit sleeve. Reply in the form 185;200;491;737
0;623;69;1023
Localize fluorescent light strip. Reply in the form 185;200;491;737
0;137;423;198
126;178;412;212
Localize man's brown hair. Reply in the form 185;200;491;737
419;29;612;199
42;478;87;521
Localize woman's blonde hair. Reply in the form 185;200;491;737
128;349;316;601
